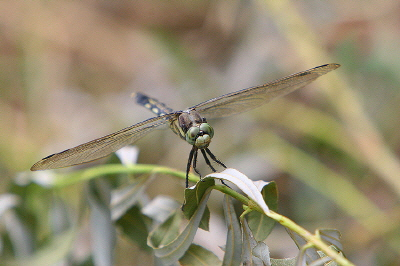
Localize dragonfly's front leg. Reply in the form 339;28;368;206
203;148;230;187
186;146;197;188
205;148;227;169
192;148;201;177
200;149;216;172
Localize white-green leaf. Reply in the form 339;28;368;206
253;242;271;264
111;175;149;220
179;244;222;266
142;195;181;224
222;195;242;266
7;228;77;266
149;188;212;265
182;178;214;231
149;209;182;248
115;146;139;166
205;168;270;214
248;181;277;241
241;217;271;266
87;179;116;266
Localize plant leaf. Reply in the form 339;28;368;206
270;257;297;266
318;229;342;251
115;146;139;166
287;228;343;265
222;195;242;266
179;244;222;266
116;205;151;251
111;175;149;220
248;181;278;241
182;178;214;231
142;195;181;224
6;228;77;266
253;242;271;265
149;188;212;265
205;168;270;214
148;210;182;248
241;217;271;266
87;179;116;266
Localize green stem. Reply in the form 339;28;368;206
213;184;354;266
52;164;193;187
267;211;353;266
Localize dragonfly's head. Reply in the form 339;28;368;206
179;110;214;149
185;123;214;149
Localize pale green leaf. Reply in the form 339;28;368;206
149;188;212;265
205;169;270;214
222;195;242;266
179;244;222;266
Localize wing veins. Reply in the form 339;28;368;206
192;63;340;119
31;113;177;170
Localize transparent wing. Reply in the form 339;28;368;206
192;64;340;119
30;113;178;170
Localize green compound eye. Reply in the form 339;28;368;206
185;123;214;148
199;123;214;138
185;127;200;145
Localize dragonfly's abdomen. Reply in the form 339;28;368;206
134;92;174;116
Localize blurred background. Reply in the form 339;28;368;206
1;0;400;265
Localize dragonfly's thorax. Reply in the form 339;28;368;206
178;110;214;149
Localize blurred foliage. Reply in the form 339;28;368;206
1;0;400;265
2;164;350;265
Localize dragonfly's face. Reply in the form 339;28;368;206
185;123;214;149
179;110;214;149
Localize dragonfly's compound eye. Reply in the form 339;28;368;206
193;123;214;149
199;123;214;138
186;127;200;145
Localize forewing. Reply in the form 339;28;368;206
30;114;177;170
192;64;340;119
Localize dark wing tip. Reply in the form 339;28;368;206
321;63;341;70
30;162;42;171
308;63;341;76
30;151;65;171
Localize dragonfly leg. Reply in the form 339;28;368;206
204;148;230;187
205;148;227;168
200;149;216;172
186;146;196;188
192;148;201;177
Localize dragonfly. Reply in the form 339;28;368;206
31;63;340;187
